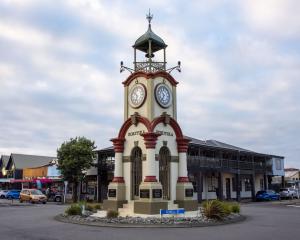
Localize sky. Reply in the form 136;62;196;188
0;0;299;168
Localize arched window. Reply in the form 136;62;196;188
131;147;142;199
159;146;170;200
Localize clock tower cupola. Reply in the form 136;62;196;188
122;11;181;122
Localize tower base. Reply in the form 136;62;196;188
175;181;198;211
133;201;168;214
103;199;128;211
103;181;127;211
174;200;198;211
133;180;167;214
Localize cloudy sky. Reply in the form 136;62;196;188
0;0;299;168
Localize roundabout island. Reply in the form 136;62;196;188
55;200;244;228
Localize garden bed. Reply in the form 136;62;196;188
55;212;245;228
55;200;245;228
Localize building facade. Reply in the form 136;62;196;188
0;154;62;191
96;139;284;203
284;168;300;188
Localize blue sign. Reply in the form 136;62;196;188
160;209;185;215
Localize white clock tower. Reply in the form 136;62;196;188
103;12;197;214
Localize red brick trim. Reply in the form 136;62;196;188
151;115;183;138
176;137;190;153
144;176;158;182
177;177;189;183
110;138;125;152
122;71;178;87
118;114;151;139
141;132;161;149
112;177;125;183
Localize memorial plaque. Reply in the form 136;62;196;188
152;189;162;198
185;188;194;197
108;189;116;198
140;189;150;198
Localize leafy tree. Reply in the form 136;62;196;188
57;137;96;202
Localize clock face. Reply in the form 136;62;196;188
129;83;146;108
155;83;172;108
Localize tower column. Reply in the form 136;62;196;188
177;138;190;182
102;138;127;211
175;137;198;211
142;132;160;182
111;138;125;182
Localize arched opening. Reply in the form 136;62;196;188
159;146;171;200
131;147;142;199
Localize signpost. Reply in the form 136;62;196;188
160;209;185;223
160;209;185;215
63;181;68;204
159;208;185;222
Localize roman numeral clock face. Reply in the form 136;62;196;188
155;83;172;108
129;83;146;108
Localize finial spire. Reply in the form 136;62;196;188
146;9;153;25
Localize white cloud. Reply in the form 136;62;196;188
0;0;299;168
239;0;300;39
0;20;90;54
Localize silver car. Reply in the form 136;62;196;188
279;188;299;199
0;190;9;199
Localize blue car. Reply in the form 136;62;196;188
6;190;21;199
256;190;280;201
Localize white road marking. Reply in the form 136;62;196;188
287;205;300;208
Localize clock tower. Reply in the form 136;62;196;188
103;12;198;214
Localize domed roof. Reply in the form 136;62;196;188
133;24;167;53
133;11;167;54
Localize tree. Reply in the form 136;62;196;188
57;137;96;202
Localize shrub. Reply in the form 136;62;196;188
106;209;118;218
65;204;82;216
85;203;95;212
202;200;226;220
221;202;232;216
231;203;240;213
94;204;101;210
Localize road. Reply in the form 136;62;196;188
0;200;299;240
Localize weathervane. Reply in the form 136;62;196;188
146;9;153;25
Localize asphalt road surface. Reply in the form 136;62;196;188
0;200;300;240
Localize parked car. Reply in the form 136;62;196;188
52;192;63;202
20;189;47;204
279;188;299;199
0;190;9;199
45;189;63;202
256;190;280;201
6;190;21;199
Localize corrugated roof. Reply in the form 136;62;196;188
96;146;114;152
10;153;56;169
0;155;10;165
285;168;299;171
186;136;254;152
